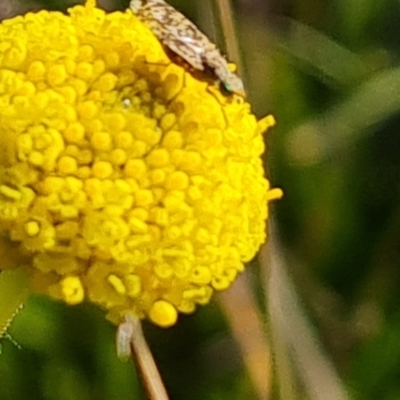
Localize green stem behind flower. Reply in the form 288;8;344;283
0;269;31;340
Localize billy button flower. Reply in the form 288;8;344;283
0;0;282;330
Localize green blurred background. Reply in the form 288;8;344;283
1;0;400;399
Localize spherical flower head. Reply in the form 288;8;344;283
0;0;282;328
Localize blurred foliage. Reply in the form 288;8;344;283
1;0;400;399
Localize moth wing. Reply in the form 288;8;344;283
129;0;143;13
162;32;205;70
142;2;208;70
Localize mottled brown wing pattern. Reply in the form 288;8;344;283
129;0;245;96
139;8;205;70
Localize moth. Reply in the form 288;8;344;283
129;0;245;96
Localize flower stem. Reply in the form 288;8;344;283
215;0;245;77
219;275;273;400
128;315;169;400
0;269;30;340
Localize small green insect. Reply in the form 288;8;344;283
129;0;245;96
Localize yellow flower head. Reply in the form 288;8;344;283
0;0;282;327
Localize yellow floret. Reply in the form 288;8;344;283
149;300;178;328
0;0;282;328
61;276;85;305
24;221;40;237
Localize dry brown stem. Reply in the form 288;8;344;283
128;316;169;400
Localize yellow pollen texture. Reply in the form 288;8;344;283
0;1;282;327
